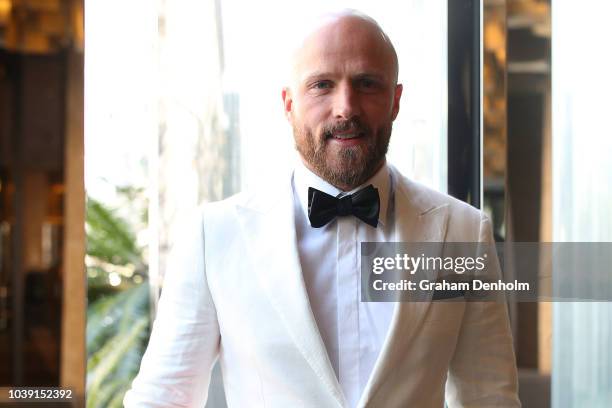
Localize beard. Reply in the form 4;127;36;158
293;118;392;190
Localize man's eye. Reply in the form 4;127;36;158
358;78;377;89
312;81;332;90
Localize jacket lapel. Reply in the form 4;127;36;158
236;174;346;407
358;168;450;407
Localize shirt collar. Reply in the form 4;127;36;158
293;159;391;227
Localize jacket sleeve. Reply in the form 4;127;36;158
445;214;521;407
124;210;220;407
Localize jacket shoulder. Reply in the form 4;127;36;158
398;173;483;216
203;190;252;213
198;190;250;230
392;170;489;241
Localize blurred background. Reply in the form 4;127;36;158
0;0;610;407
0;0;84;406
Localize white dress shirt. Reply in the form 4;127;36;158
292;161;396;408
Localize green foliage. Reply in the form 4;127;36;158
87;283;149;358
86;284;151;408
86;197;142;267
86;190;151;408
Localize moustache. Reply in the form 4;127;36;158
322;119;371;139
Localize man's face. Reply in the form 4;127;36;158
282;16;403;190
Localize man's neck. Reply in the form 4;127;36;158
299;158;387;192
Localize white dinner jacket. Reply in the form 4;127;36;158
124;164;520;408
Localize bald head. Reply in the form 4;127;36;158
288;10;399;87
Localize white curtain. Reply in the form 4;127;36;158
552;1;612;406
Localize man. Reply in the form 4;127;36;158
125;10;519;408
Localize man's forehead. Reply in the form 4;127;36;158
287;10;398;85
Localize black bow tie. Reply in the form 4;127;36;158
308;185;380;228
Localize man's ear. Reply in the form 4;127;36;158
282;87;293;121
391;83;403;121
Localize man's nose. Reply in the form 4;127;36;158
332;83;360;120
